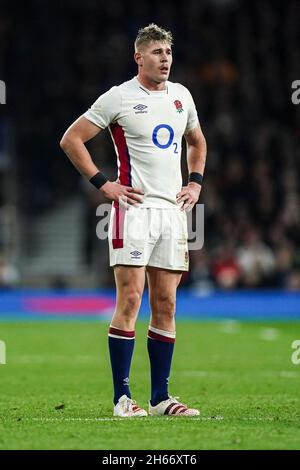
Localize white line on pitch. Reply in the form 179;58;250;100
26;416;224;422
5;416;298;424
25;416;298;423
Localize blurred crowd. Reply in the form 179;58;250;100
1;0;300;289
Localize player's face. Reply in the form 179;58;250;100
137;41;173;85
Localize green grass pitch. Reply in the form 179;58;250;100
0;320;300;450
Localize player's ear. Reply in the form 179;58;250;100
134;52;143;67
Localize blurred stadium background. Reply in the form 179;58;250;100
0;0;300;311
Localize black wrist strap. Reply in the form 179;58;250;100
189;172;203;186
89;172;108;189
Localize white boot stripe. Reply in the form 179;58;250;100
148;325;176;339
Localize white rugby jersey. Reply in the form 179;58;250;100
84;76;199;208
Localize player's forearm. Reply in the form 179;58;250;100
185;125;207;177
60;136;100;179
187;141;206;176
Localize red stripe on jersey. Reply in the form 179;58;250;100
110;123;130;249
147;330;175;343
112;202;126;249
108;327;135;338
109;123;132;186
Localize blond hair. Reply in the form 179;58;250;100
134;23;173;51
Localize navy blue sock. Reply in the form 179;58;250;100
147;326;176;406
108;326;135;405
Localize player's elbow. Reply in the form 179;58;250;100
59;133;73;153
59;134;66;151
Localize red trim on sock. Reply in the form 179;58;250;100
109;327;135;338
147;330;175;343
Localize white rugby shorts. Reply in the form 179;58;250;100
108;203;189;271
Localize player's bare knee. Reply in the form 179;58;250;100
121;290;142;316
152;294;176;319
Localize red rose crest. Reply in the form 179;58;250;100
174;100;183;113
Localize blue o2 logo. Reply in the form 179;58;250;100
152;124;174;149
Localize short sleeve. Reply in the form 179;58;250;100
83;86;122;129
185;89;199;133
